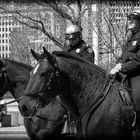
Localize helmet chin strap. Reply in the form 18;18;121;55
69;38;80;46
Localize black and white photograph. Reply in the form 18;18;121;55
0;0;139;140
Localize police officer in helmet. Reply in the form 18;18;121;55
110;11;140;133
64;24;95;63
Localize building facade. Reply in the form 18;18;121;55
0;4;66;61
0;12;21;58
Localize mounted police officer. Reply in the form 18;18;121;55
60;25;94;137
64;24;95;63
110;11;140;133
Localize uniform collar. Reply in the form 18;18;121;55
69;40;85;50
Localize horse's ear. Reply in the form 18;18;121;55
43;47;56;65
31;49;41;61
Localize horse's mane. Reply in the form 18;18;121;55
1;58;32;70
1;58;32;82
53;51;107;74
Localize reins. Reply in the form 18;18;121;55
84;74;116;135
0;96;23;107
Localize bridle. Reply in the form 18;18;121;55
21;58;61;117
18;59;66;130
42;60;61;93
23;94;66;131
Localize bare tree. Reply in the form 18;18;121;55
0;0;138;70
9;28;34;65
0;1;93;47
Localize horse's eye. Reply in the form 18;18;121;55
30;71;33;76
41;72;47;77
2;68;7;73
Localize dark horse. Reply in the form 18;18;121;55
0;58;66;140
19;47;136;140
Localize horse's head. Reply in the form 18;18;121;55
19;47;61;118
17;48;67;136
0;58;33;100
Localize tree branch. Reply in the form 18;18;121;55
0;6;64;49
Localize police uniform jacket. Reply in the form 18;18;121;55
63;40;94;63
121;30;140;77
121;30;140;111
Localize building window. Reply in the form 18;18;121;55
6;45;8;51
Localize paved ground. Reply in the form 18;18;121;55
0;125;31;140
0;125;26;133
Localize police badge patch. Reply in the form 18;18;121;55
132;41;137;46
76;48;80;53
87;47;93;53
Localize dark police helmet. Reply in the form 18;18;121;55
65;25;82;40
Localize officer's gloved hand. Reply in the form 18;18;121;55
110;63;122;75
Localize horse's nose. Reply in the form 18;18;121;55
18;103;28;116
18;98;30;117
21;105;28;113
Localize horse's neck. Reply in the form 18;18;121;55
6;64;29;100
58;58;107;116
